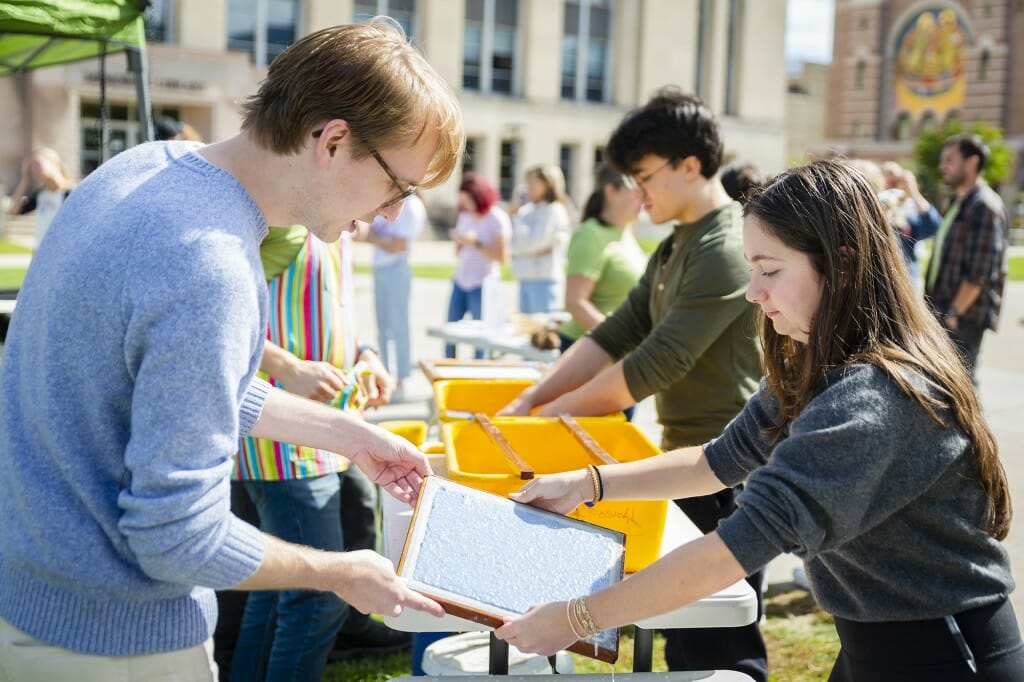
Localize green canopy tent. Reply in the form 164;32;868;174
0;0;154;159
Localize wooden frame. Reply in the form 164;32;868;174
419;358;547;383
397;476;623;662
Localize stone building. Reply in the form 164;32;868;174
1;0;787;221
825;0;1024;203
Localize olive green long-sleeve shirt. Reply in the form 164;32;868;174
588;202;762;450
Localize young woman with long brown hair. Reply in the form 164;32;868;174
495;159;1022;680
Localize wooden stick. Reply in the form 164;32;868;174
474;413;534;479
559;415;619;465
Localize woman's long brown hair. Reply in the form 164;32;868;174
745;160;1010;540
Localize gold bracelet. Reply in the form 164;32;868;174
584;465;600;507
566;599;587;640
569;593;598;638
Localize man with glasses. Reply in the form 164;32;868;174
0;20;462;680
500;87;766;680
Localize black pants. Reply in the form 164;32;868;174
947;320;985;383
830;598;1024;681
662;489;768;681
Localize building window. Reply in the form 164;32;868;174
851;119;862;138
464;0;520;94
559;144;577;200
144;0;174;43
593;146;604;172
855;59;866;88
893;112;911;141
353;0;416;39
227;0;300;67
979;48;990;81
561;0;611;102
919;111;936;134
499;138;518;200
463;137;479;174
80;102;181;177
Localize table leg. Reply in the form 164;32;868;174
633;626;653;672
489;632;509;674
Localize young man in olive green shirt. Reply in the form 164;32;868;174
500;88;766;680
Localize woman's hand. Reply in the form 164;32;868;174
495;601;577;656
508;469;591;515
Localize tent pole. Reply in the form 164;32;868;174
127;47;153;142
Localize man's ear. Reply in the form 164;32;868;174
313;119;351;161
679;155;702;179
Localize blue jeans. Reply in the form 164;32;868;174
519;279;559;314
374;259;414;381
445;281;484;359
232;475;348;682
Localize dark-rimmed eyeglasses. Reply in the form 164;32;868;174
621;158;679;192
312;128;418;209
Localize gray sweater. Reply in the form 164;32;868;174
707;364;1013;621
0;142;270;655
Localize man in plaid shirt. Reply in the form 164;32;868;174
924;133;1009;381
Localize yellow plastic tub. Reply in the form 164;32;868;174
378;419;428;448
433;379;624;422
441;417;667;572
432;379;536;421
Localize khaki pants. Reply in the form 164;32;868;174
0;616;217;681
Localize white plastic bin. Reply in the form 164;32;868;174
422;632;573;676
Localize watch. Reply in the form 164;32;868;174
946;306;960;319
357;343;379;358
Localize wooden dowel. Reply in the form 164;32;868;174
559;414;619;465
475;413;534;479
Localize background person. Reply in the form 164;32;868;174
880;161;940;288
560;164;645;420
230;227;401;680
925;134;1008;381
509;164;573;314
719;162;764;204
5;146;76;246
445;172;510;358
0;21;462;679
496;160;1023;681
364;192;427;399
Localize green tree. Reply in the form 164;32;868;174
913;121;1015;206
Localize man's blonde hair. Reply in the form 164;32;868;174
241;20;463;189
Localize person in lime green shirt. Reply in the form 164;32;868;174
560;164;645;348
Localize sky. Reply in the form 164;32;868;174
785;0;835;73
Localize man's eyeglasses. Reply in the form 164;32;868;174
312;128;418;209
621;158;679;192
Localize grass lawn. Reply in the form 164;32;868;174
0;268;25;289
322;586;840;681
0;239;32;255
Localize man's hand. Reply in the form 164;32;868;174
349;425;433;504
331;550;445;618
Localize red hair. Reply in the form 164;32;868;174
459;172;500;214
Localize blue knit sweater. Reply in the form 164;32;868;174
0;142;270;655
